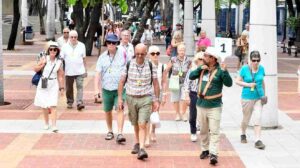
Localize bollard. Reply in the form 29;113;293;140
298;66;300;95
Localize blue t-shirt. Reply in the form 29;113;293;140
239;65;265;100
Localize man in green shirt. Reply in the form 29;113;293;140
189;47;232;166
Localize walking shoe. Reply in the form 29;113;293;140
190;134;197;142
105;132;114;140
199;150;209;159
255;140;265;150
241;134;247;143
52;126;58;133
210;154;218;165
182;114;188;122
77;104;85;111
131;143;140;154
175;114;181;121
43;125;50;130
137;148;148;160
67;104;73;109
116;134;126;144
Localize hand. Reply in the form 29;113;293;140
118;98;123;111
220;63;227;71
248;83;256;88
152;101;160;112
201;65;208;70
161;94;167;106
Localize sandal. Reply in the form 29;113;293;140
105;132;114;140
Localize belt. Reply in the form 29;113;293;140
48;78;57;80
199;93;222;100
128;94;150;98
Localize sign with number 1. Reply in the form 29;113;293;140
215;37;232;62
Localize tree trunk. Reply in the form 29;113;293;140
83;6;91;40
295;0;300;15
46;0;56;40
58;0;65;33
38;0;46;35
286;0;295;17
7;0;20;50
226;0;232;33
0;0;4;104
132;0;158;46
123;0;147;30
73;0;85;42
85;3;101;56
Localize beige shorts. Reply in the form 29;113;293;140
241;99;262;128
126;95;152;125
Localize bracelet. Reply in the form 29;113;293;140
59;87;64;91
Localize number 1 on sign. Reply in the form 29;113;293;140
220;43;226;53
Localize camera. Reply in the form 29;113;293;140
41;78;48;89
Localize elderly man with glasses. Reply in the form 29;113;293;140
94;34;131;143
119;30;134;59
60;30;87;111
57;28;70;49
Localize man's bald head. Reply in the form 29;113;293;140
135;43;148;61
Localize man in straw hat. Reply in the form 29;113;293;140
189;47;232;166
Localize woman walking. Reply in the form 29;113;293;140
235;50;266;150
34;41;64;132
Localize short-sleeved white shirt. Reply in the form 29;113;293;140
118;43;135;60
96;47;131;91
61;41;86;76
57;36;68;49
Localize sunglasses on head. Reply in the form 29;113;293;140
49;48;58;52
252;59;260;62
106;41;117;45
150;52;160;56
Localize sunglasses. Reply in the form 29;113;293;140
106;41;117;45
63;32;69;34
198;58;203;61
49;48;58;52
70;36;77;39
150;52;160;56
135;53;146;56
252;59;260;62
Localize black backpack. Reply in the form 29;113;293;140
125;61;153;85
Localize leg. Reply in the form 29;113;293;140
241;100;255;135
173;102;180;120
42;108;49;129
65;76;75;106
102;89;115;138
207;107;222;156
139;123;147;149
49;107;58;132
189;92;197;134
198;107;209;152
105;111;113;132
75;75;84;105
145;123;150;147
252;100;263;142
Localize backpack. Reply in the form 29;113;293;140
125;61;153;85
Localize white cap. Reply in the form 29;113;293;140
205;47;221;63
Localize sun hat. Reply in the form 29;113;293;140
106;34;119;42
204;47;221;63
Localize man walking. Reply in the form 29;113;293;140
94;34;131;143
119;30;134;59
118;43;160;160
60;30;87;111
57;28;70;48
189;47;232;165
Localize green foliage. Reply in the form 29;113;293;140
67;0;127;13
286;16;300;31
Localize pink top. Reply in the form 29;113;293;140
197;37;211;47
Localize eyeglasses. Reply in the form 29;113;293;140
198;58;203;61
49;48;58;52
150;52;160;56
63;32;69;34
135;53;146;56
251;59;260;62
70;36;77;39
106;41;117;45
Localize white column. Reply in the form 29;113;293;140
249;0;278;128
46;0;56;40
238;3;245;35
0;0;4;103
21;0;28;27
184;0;194;57
173;0;179;29
201;0;216;45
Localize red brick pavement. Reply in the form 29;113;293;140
0;134;19;149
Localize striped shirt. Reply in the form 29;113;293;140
96;47;131;91
184;69;198;93
122;59;157;96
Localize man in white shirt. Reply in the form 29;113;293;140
154;21;161;41
119;30;134;59
60;30;87;111
57;28;70;49
242;23;249;39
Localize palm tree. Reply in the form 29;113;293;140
0;0;5;104
46;0;56;40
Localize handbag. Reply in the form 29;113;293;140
169;75;180;91
249;66;268;105
234;46;243;57
31;71;42;86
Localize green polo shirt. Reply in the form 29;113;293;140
189;64;233;108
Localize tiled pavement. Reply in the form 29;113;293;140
0;35;300;167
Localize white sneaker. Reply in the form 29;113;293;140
190;134;197;142
52;126;58;133
43;125;50;130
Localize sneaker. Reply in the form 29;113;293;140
199;150;209;159
190;134;197;142
255;140;265;150
137;148;148;160
67;104;73;109
210;154;218;165
52;126;58;133
175;114;181;121
241;134;247;143
105;132;114;140
131;143;140;154
116;134;126;144
182;114;188;122
77;104;85;111
43;125;50;130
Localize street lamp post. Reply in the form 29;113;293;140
249;0;278;128
201;0;216;45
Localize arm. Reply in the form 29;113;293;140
189;66;204;80
117;75;126;111
219;63;232;87
152;78;160;112
58;66;65;96
171;39;176;47
162;61;173;94
33;56;46;72
94;72;102;96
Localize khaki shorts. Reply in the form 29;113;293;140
241;99;262;128
126;95;152;125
